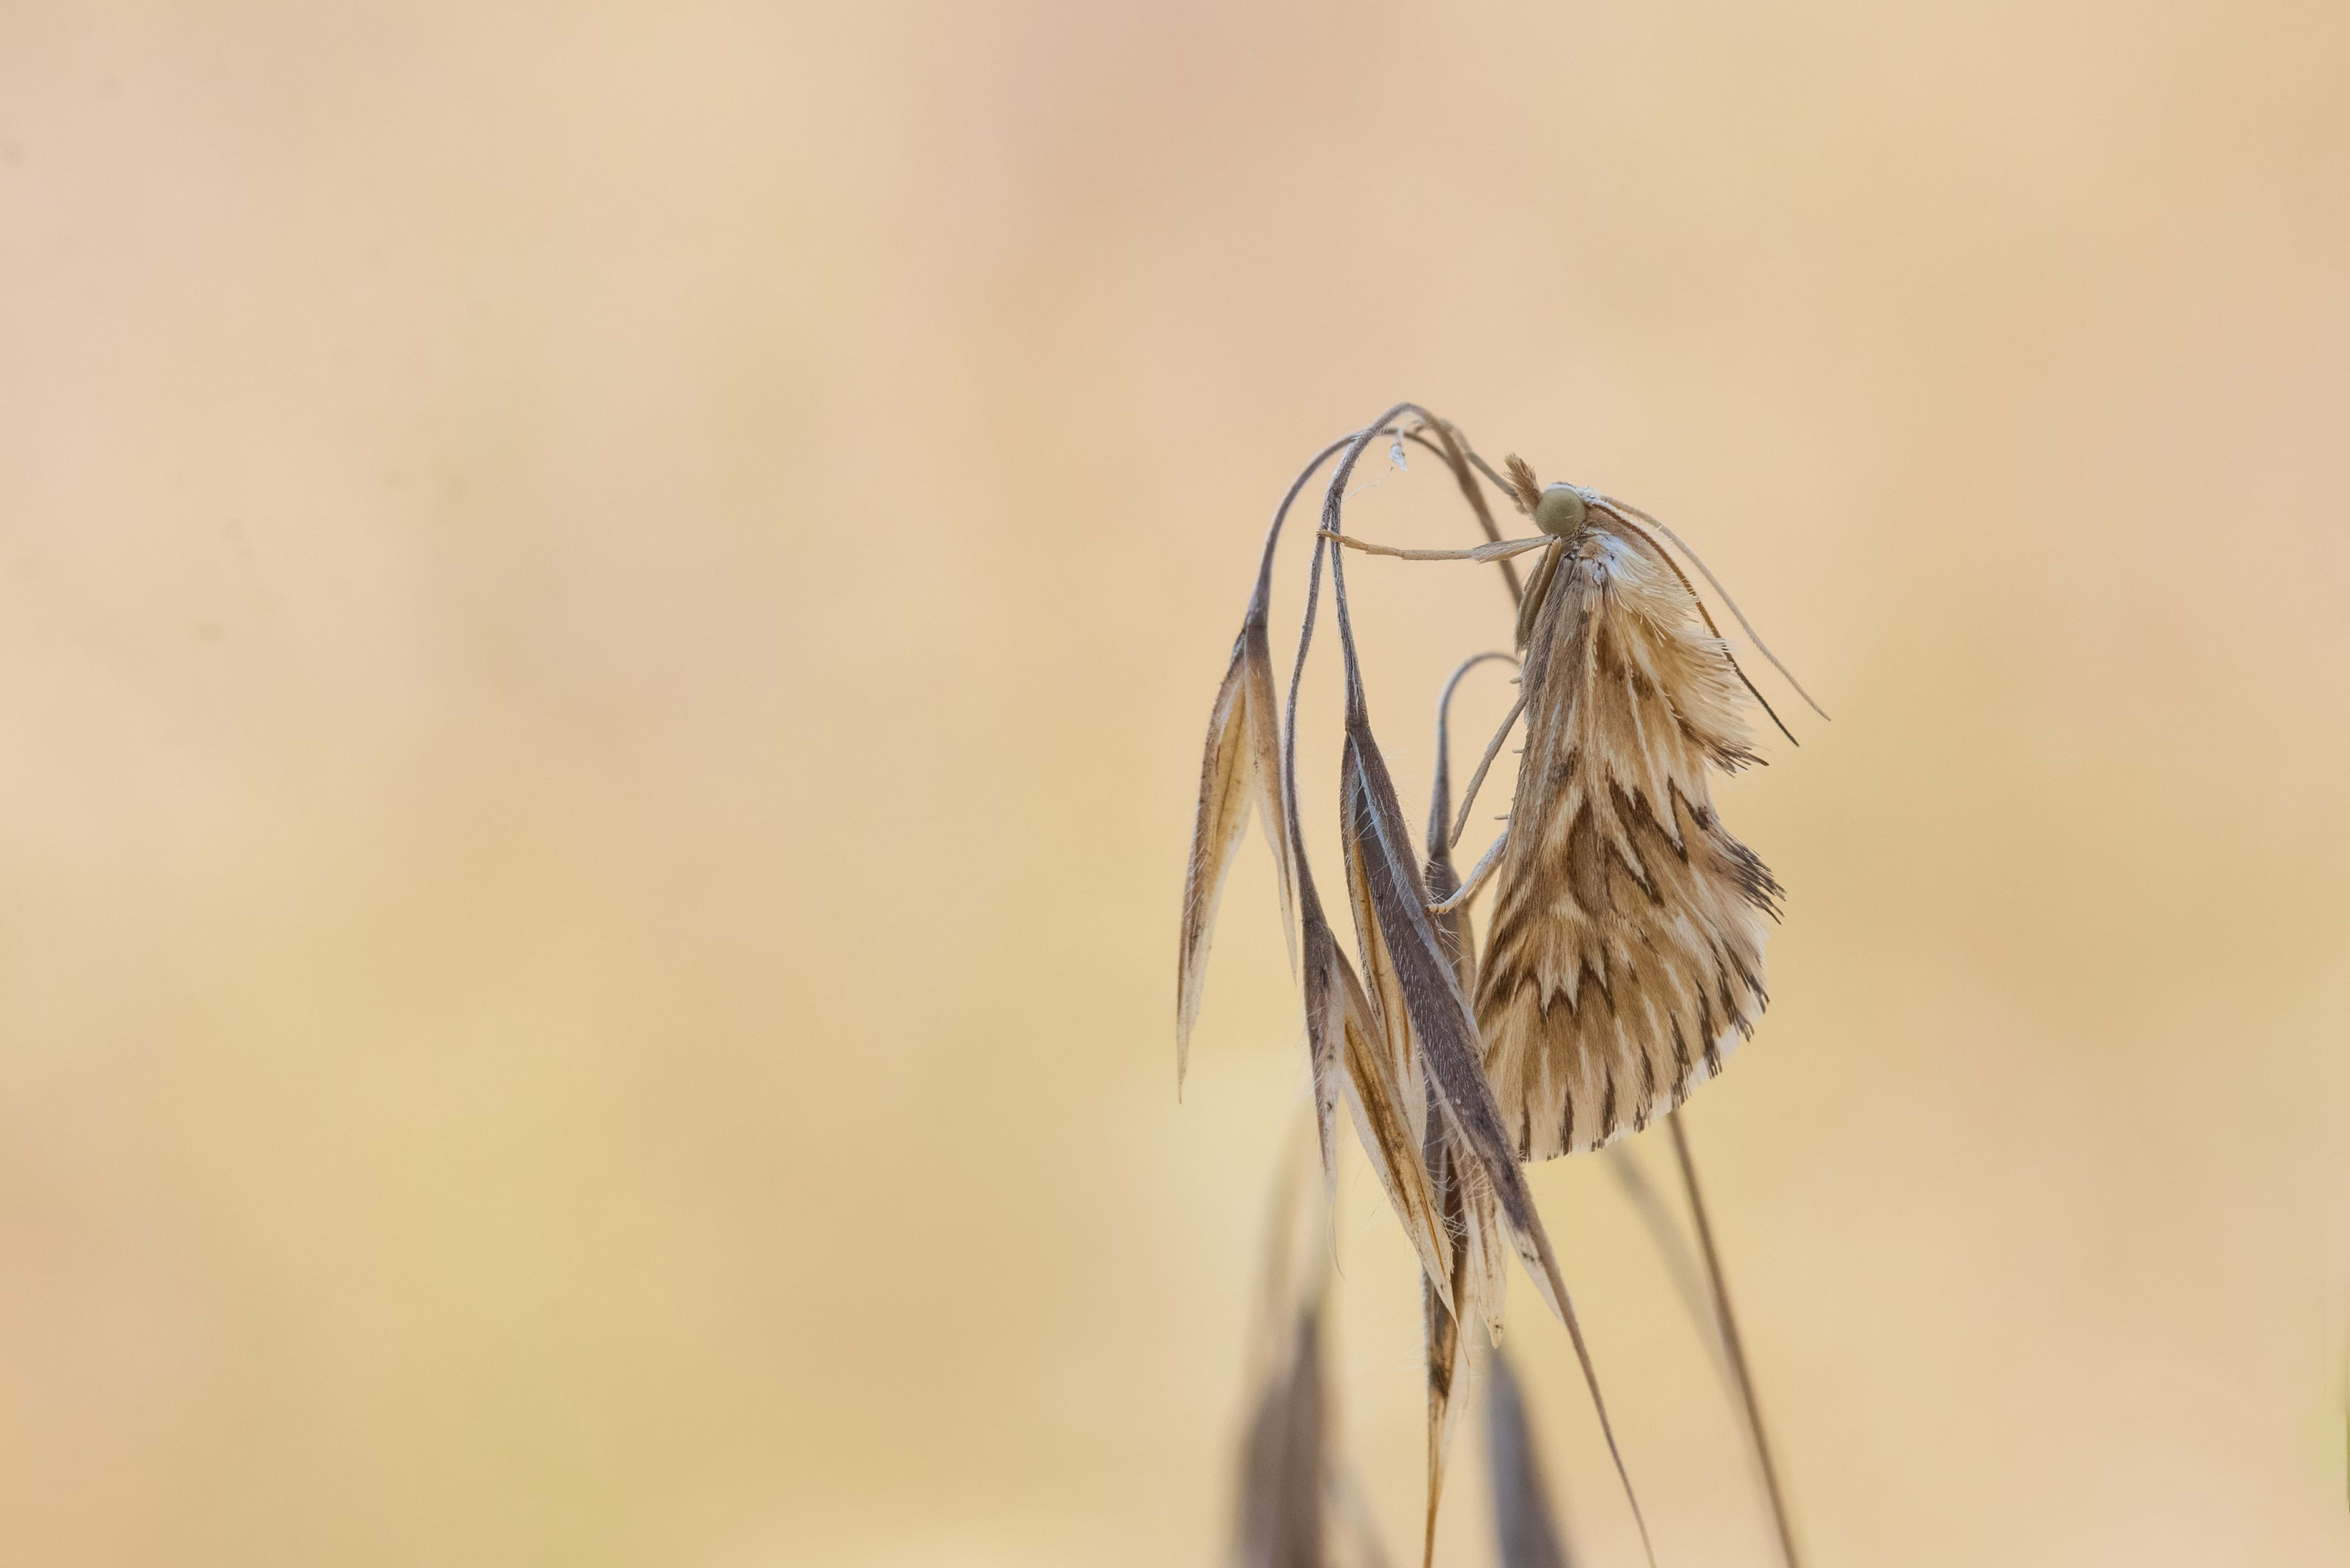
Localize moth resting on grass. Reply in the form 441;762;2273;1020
1176;404;1821;1567
1449;467;1803;1159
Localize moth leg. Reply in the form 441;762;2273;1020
1317;529;1554;564
1428;827;1509;915
1448;688;1529;848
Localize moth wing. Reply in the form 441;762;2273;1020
1474;525;1781;1160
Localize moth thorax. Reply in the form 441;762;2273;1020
1533;483;1589;537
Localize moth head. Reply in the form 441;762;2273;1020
1533;483;1590;538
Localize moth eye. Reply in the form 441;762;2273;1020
1533;483;1588;537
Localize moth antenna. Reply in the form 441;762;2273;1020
1583;497;1804;746
1737;667;1801;749
1593;495;1832;722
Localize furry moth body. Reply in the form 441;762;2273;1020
1475;487;1782;1159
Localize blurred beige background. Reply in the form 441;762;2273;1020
4;1;2348;1564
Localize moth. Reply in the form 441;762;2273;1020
1319;453;1820;1161
1454;468;1806;1156
1178;406;1818;1568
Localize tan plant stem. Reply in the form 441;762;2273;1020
1668;1112;1804;1568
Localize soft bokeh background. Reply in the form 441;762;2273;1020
4;2;2348;1564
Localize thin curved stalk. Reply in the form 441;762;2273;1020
1669;1113;1803;1568
1447;688;1529;850
1321;406;1656;1568
1402;420;1526;609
